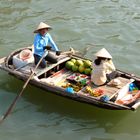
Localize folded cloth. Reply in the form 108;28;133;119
108;78;121;86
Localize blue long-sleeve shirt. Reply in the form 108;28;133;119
33;33;59;57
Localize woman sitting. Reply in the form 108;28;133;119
91;48;120;86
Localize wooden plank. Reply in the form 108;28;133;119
36;56;70;76
116;77;133;87
95;77;132;99
40;68;73;85
17;56;70;75
93;85;119;99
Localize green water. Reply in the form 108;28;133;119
0;0;140;140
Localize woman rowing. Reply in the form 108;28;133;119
33;22;61;68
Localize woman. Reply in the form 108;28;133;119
33;22;60;68
91;48;119;86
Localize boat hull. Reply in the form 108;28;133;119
0;47;140;111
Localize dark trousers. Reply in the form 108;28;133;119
106;71;121;82
34;52;58;68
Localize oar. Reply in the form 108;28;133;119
0;50;47;123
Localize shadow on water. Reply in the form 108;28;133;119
1;74;140;136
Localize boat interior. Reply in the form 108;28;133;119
1;48;140;109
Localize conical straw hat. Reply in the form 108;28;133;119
95;48;112;59
34;22;52;33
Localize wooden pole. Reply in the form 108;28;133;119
0;50;46;123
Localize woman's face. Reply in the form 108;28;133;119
39;28;48;36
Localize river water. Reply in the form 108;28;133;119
0;0;140;140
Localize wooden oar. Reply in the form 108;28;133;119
0;50;47;123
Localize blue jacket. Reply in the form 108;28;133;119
33;33;59;57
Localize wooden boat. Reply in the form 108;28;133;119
0;46;140;111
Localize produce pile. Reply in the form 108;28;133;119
85;86;104;97
66;73;89;86
61;73;90;92
65;58;92;75
61;82;83;92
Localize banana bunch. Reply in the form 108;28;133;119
61;83;71;88
71;84;82;92
85;86;93;93
85;86;95;96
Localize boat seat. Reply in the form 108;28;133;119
97;77;134;100
35;56;70;77
40;68;72;85
15;55;70;75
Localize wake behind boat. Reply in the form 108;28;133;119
0;46;140;111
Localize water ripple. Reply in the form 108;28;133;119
97;20;117;24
